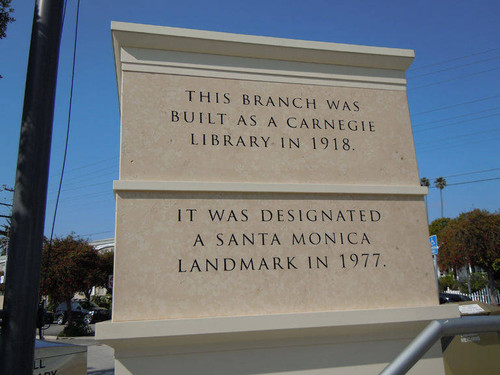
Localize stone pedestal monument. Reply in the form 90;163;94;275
96;22;458;374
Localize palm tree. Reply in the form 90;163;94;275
434;177;447;218
420;177;430;222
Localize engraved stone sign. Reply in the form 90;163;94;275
110;23;438;322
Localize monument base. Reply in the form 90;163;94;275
96;305;458;375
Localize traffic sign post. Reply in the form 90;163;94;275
429;235;440;294
430;235;439;255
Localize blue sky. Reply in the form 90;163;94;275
0;0;499;241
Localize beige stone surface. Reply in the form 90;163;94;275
97;305;458;375
120;72;418;186
110;21;438;324
113;342;445;375
113;191;437;321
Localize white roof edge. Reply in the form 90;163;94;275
111;21;414;58
110;21;414;71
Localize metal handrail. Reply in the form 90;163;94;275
379;315;500;375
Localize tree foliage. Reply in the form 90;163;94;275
0;185;13;255
0;0;15;79
0;0;15;39
40;235;101;324
459;272;488;294
0;217;9;256
437;218;469;272
429;217;451;237
438;209;500;304
438;273;458;292
434;177;447;190
98;251;114;294
434;177;447;218
420;177;430;187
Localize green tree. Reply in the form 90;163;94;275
429;217;451;237
98;251;114;294
40;235;101;325
459;272;488;294
0;185;13;255
420;177;430;219
0;0;14;39
438;273;458;292
438;209;500;304
0;0;15;79
0;217;10;256
434;177;447;218
437;218;468;276
457;209;500;304
83;250;114;299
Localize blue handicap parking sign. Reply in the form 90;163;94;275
429;235;438;255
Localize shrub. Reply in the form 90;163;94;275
91;295;112;310
438;273;458;292
58;321;94;337
459;272;488;294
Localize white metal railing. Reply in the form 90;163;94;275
379;315;500;375
446;287;500;305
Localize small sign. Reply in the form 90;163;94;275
430;235;438;255
459;304;485;315
108;275;114;289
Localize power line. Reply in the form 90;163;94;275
412;106;500;127
415;133;500;153
429;177;500;187
426;167;500;180
48;156;118;180
51;180;111;195
408;66;500;91
60;155;118;173
408;47;500;71
447;177;500;186
47;191;112;206
48;170;117;192
49;0;81;242
81;230;114;238
412;113;500;133
411;94;500;116
407;55;500;79
415;128;500;146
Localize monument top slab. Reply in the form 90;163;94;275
111;22;414;103
111;22;414;67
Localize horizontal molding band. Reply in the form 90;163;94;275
96;305;458;343
114;180;428;196
121;62;407;91
119;47;408;91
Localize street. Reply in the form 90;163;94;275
40;323;115;374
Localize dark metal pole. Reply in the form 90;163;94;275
0;1;64;374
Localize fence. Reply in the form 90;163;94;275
446;287;500;304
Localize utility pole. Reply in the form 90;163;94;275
0;1;64;374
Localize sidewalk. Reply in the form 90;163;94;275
44;335;114;374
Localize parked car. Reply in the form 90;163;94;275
439;292;472;304
55;300;111;325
